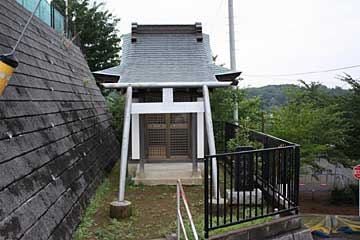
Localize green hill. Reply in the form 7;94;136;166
245;84;347;110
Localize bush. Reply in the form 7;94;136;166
330;186;356;205
349;184;359;206
226;125;263;152
104;90;125;142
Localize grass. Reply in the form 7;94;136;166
73;163;272;240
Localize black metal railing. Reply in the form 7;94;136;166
204;123;300;238
225;122;296;148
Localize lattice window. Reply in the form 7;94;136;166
170;128;190;156
145;113;192;160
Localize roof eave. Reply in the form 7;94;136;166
215;71;241;82
101;81;237;89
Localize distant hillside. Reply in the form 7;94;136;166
245;84;348;110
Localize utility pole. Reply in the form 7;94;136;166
228;0;238;125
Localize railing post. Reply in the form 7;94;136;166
294;145;300;214
204;157;209;239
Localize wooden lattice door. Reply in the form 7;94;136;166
145;113;191;161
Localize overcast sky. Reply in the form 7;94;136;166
101;0;360;88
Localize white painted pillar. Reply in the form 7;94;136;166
163;88;174;103
131;114;140;160
119;86;132;202
197;98;204;159
131;98;140;160
202;85;218;197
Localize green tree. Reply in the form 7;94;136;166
339;74;360;162
104;90;125;142
210;87;262;151
53;0;121;71
268;81;350;166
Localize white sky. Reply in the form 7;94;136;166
101;0;360;88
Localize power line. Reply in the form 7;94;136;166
244;75;301;82
208;0;225;32
242;64;360;77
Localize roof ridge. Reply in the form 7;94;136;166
131;22;203;42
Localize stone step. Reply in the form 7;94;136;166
134;176;202;185
267;228;313;240
134;163;203;185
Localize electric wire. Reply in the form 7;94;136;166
243;64;360;78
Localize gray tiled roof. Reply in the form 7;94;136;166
94;24;235;83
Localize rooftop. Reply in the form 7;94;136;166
94;23;239;84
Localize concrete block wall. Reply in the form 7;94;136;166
0;1;120;239
209;216;313;240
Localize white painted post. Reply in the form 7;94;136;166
119;86;132;202
196;98;204;159
203;85;218;197
131;99;140;160
163;88;174;103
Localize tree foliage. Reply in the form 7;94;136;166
339;74;360;161
104;90;125;142
245;84;348;111
210;88;262;151
268;81;351;166
53;0;121;71
211;88;262;129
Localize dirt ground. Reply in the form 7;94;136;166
299;191;358;216
74;163;359;240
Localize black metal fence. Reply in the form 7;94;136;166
225;122;296;148
204;123;300;238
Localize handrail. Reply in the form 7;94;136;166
206;145;296;158
177;179;199;240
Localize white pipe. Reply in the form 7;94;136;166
177;181;181;240
102;81;234;89
177;210;189;240
119;86;132;202
203;85;218;198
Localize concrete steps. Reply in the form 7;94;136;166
133;163;203;185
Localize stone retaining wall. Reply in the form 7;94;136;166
0;1;120;239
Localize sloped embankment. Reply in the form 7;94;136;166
0;1;120;239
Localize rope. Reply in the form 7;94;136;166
10;0;42;55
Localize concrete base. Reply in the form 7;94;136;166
209;215;313;240
134;163;203;185
226;188;262;205
109;200;132;219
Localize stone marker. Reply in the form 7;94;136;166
110;200;132;219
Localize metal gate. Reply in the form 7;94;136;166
145;113;192;161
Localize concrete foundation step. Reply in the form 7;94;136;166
133;163;202;185
267;228;313;240
209;215;313;240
